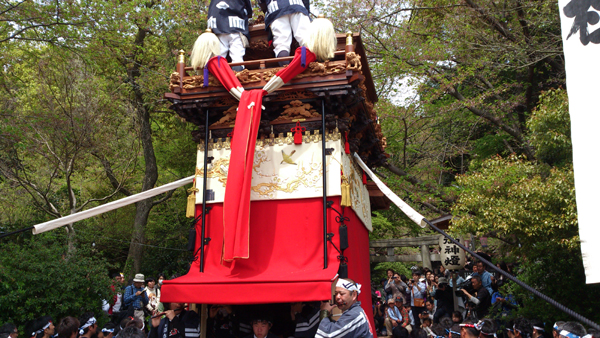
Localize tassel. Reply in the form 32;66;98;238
344;131;350;154
291;122;306;145
362;170;367;184
341;173;352;207
203;67;209;87
186;178;199;218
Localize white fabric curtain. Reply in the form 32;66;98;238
33;176;194;235
558;0;600;284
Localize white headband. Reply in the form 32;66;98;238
533;326;545;332
79;318;96;335
336;279;361;294
32;321;53;337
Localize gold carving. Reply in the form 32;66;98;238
236;69;262;84
182;74;220;89
209;96;238;107
346;52;362;71
169;72;180;91
273;100;320;122
211;106;238;127
261;68;282;82
285;132;293;145
274;90;318;101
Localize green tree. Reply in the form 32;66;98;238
0;233;113;327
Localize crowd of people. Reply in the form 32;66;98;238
0;269;597;338
369;263;598;338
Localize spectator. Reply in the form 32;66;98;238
451;311;462;324
460;276;491;320
426;274;437;301
393;274;408;303
400;303;413;334
378;279;389;301
385;299;402;337
432;277;453;323
78;313;98;338
0;323;18;338
475;262;494;295
123;274;149;322
421;318;433;337
109;273;125;316
57;317;80;338
385;270;401;301
438;266;450;279
146;277;161;315
157;274;165;289
373;301;386;336
449;324;461;338
409;271;427;329
418;300;435;322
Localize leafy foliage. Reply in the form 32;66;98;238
0;233;112;327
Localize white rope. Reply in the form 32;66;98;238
352;153;426;228
33;176;195;235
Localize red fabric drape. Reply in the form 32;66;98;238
222;89;266;262
207;56;243;93
207;48;319;263
277;47;316;83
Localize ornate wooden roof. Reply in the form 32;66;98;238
164;26;388;168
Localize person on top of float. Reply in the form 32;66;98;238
256;0;312;65
206;0;253;71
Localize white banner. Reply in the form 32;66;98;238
33;176;194;235
558;0;600;283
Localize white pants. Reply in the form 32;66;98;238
270;12;311;55
218;33;246;65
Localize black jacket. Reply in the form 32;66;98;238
207;0;252;36
257;0;310;28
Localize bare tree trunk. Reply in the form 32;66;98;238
124;26;159;277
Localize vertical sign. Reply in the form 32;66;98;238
558;0;600;283
439;236;466;271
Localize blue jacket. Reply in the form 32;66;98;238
123;285;148;310
316;302;373;338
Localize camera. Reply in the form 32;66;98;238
454;279;474;297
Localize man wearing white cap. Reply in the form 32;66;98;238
124;274;149;322
316;278;373;338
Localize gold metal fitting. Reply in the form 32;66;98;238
205;28;213;33
178;49;185;63
318;13;325;18
346;32;353;46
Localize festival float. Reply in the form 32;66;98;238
159;18;389;335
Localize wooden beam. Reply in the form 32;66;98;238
369;235;443;248
370;254;441;263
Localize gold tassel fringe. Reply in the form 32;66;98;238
341;174;351;207
186;178;199;218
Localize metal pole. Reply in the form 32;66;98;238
200;109;209;272
322;100;328;269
